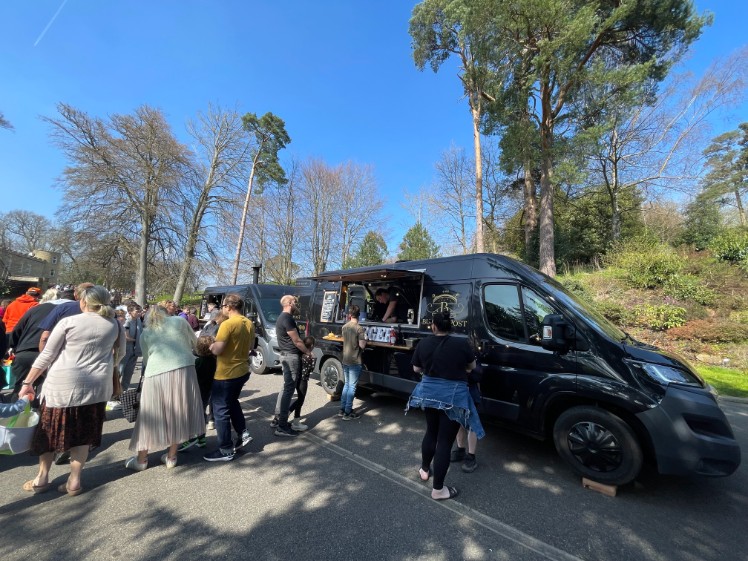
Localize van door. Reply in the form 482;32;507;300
478;283;577;431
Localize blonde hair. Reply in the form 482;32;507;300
145;305;168;330
40;288;59;303
280;295;296;308
79;285;114;318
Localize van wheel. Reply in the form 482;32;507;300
320;358;344;396
250;347;268;375
553;406;643;486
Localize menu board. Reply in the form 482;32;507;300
319;291;338;323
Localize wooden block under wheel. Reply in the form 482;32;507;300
582;477;617;497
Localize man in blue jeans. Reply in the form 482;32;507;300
274;295;312;436
340;305;367;420
203;293;254;461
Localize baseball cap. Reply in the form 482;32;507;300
26;287;42;296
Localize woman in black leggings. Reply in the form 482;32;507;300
408;311;481;500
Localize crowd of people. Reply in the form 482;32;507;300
1;285;484;500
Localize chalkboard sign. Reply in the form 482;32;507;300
319;291;338;323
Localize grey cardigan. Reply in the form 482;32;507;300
34;312;126;408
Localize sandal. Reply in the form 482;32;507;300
22;480;51;494
58;483;84;496
418;467;432;482
432;486;459;501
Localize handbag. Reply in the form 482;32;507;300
121;374;144;423
0;404;39;455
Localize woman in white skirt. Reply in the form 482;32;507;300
125;304;205;470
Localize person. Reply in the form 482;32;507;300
19;285;125;496
178;335;216;451
3;287;41;337
158;300;178;317
273;295;312;437
203;293;255;462
8;297;57;399
0;298;11;320
185;306;200;332
125;304;205;471
114;309;126;324
107;302;143;410
199;311;227;338
406;310;484;501
286;335;315;431
202;301;219;322
0;395;30;417
374;287;403;323
38;282;95;352
339;305;366;420
449;365;483;473
39;287;59;304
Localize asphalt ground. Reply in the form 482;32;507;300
1;370;746;561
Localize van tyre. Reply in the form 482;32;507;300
320;358;344;396
553;406;643;486
250;347;268;375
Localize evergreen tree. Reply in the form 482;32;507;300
679;192;723;250
344;231;388;268
397;222;439;261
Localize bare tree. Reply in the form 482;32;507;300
337;161;383;267
172;105;251;303
299;159;337;275
45;103;189;305
0;210;55;253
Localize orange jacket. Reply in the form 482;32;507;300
3;295;39;332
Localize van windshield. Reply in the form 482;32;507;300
258;298;282;323
544;278;627;342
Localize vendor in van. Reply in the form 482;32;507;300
374;287;405;323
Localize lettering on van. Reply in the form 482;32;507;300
365;325;392;343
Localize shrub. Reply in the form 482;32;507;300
595;301;631;325
559;277;591;300
607;239;683;288
631;304;687;330
663;275;716;306
669;320;748;343
708;229;748;263
729;310;748;325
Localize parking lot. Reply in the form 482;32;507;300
1;371;746;561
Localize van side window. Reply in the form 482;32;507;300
521;287;556;343
483;284;525;341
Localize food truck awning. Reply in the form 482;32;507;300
311;267;425;283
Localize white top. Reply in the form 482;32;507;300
33;312;126;408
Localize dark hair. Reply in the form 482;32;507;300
59;288;75;300
222;292;243;311
303;336;315;348
374;288;388;297
127;303;142;313
348;304;360;319
432;311;452;332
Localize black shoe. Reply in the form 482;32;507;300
342;412;360;421
269;417;279;428
462;454;477;473
203;448;235;462
450;447;466;463
274;425;298;437
336;410;345;417
234;430;253;450
54;451;71;465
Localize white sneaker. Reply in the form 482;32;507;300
291;419;308;432
206;420;215;430
125;456;147;471
160;453;177;469
106;400;122;411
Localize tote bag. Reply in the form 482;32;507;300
121;375;143;423
0;405;39;455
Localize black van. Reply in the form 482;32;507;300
300;253;741;485
201;284;310;375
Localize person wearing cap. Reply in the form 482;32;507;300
3;287;41;338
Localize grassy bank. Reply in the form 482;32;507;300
697;365;748;399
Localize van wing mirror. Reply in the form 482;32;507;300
540;314;589;354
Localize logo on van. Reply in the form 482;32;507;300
423;291;468;328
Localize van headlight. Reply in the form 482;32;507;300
626;360;703;387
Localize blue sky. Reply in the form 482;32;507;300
1;0;746;250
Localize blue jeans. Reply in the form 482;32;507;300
341;364;362;415
211;373;250;451
277;353;301;428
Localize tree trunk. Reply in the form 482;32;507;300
135;215;149;306
472;106;484;253
232;156;259;284
173;193;208;303
735;188;746;227
538;79;556;277
523;162;537;260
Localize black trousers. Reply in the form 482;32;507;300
421;408;461;490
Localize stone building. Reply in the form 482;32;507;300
0;247;61;296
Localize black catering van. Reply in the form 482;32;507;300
201;284;310;375
301;253;741;485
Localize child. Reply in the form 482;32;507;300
178;335;216;451
287;336;315;432
1;396;30;418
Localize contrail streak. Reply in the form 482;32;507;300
33;0;69;47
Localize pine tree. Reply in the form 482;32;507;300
397;222;439;261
